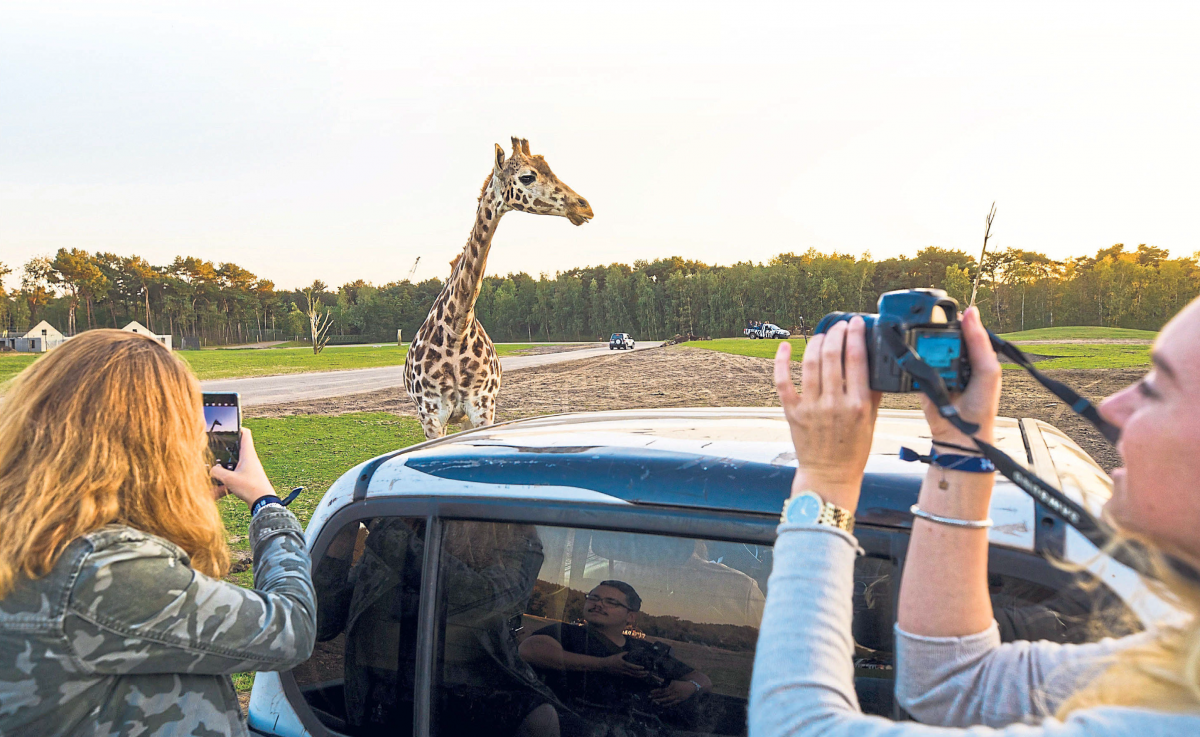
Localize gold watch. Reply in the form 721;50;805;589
781;490;855;533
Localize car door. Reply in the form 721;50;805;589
271;499;1140;736
277;497;785;737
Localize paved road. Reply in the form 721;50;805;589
201;342;661;406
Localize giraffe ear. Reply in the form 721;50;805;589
520;138;531;155
494;144;505;172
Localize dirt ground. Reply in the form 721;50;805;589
506;342;605;355
250;345;1139;471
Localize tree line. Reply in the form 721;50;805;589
1;243;1196;344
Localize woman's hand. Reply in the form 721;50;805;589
775;317;882;512
918;306;1002;446
210;428;277;507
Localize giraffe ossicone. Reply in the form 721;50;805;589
404;137;594;439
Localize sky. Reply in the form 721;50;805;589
3;1;1200;292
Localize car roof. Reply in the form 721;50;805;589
305;408;1179;633
313;408;1059;553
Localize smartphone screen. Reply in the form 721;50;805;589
203;392;241;470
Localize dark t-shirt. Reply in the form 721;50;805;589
530;623;693;707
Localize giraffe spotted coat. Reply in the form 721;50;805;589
404;137;594;439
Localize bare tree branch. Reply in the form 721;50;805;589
969;202;997;308
303;287;333;354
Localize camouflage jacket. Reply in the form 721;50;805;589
0;507;316;736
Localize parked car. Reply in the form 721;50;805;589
247;408;1173;737
744;321;790;339
609;332;636;349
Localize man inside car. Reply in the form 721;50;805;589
519;580;712;735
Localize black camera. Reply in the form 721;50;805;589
624;640;674;683
814;289;970;393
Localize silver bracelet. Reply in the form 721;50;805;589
909;504;993;529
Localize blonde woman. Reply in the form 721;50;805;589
0;330;316;736
751;300;1200;735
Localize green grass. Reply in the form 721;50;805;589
998;326;1157;341
682;337;810;360
3;348;409;385
182;345;410;380
2;342;578;385
1008;342;1151;370
681;336;1150;371
217;413;427;555
0;354;38;383
220;412;426;696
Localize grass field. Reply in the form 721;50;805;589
183;344;411;380
0;342;570;384
219;413;427;578
997;326;1158;341
220;411;425;693
1008;342;1151;369
0;354;36;383
683;334;1152;370
683;337;811;361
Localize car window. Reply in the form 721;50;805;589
288;516;1143;735
989;571;1141;644
431;521;772;737
293;517;427;736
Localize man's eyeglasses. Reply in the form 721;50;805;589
585;593;631;611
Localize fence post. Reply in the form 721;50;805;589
397;329;403;347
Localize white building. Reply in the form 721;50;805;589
122;321;173;351
2;321;66;353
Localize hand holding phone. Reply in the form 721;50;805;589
209;428;276;507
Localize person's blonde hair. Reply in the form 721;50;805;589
0;329;229;597
1057;539;1200;716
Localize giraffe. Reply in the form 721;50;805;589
404;137;594;439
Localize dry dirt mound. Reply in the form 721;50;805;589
505;342;605;355
250;345;1139;471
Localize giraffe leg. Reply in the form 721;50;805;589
418;408;445;440
465;392;496;428
436;399;457;436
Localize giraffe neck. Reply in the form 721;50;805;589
443;173;506;336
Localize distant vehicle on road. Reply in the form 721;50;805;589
744;321;791;339
609;332;636;349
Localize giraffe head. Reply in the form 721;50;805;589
491;137;594;225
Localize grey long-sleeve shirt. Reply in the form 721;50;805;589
749;522;1199;736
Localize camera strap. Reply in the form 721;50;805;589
986;331;1122;445
879;325;1194;581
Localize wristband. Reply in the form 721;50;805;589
900;447;995;474
930;439;983;455
251;495;283;516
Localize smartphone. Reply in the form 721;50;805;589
202;392;242;471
